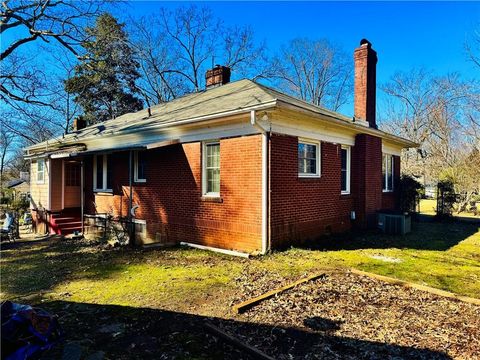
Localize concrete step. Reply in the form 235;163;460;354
52;217;82;225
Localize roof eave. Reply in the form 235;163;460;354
24;100;279;157
275;99;417;149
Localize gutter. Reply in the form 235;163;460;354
276;100;418;148
25;101;278;154
250;110;270;255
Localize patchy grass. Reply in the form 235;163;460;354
2;221;479;359
268;221;480;299
1;220;479;312
0;242;244;315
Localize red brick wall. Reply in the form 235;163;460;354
84;135;263;253
352;134;383;228
270;134;354;248
381;155;401;209
270;133;400;248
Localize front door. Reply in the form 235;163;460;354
63;161;81;208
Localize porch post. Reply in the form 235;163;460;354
81;160;84;235
128;150;134;247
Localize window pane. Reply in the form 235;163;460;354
298;142;318;175
205;143;220;194
37;160;44;182
387;156;393;190
391;156;394;189
137;151;146;180
341;170;347;191
382;154;387;190
66;163;80;186
307;159;316;173
96;156;103;189
341;149;347;170
206;168;220;193
106;155;113;189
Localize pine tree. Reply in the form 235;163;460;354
65;13;143;125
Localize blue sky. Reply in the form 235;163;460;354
120;1;479;116
125;1;480;81
5;1;479;117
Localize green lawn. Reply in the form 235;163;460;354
419;198;480;218
1;220;479;312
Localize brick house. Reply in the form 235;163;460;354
25;40;415;254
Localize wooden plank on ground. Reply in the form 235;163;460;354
204;322;275;360
350;268;480;306
232;273;326;314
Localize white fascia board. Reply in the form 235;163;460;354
276;100;417;148
271;120;355;146
82;121;261;153
382;142;403;156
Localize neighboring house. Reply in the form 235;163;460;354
25;40;415;254
6;178;30;201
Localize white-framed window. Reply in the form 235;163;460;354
134;151;147;183
93;154;113;192
36;159;45;184
298;139;320;177
202;141;220;197
341;146;351;194
382;153;394;192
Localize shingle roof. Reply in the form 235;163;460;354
25;79;414;153
7;179;27;188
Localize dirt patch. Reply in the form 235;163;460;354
221;270;480;359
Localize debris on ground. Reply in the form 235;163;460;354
224;270;480;359
1;301;63;360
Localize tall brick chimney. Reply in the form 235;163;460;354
206;65;231;89
354;39;377;129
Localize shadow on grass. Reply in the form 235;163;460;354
302;218;479;252
0;237;243;301
34;300;451;360
0;238;156;299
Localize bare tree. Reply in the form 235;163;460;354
1;0;107;106
268;38;352;111
131;5;268;105
130;16;188;105
0;124;15;194
380;69;472;186
464;27;480;147
466;26;480;69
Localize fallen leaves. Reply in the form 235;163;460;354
225;270;480;359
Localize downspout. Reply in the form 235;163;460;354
80;160;84;235
128;150;134;247
250;110;270;255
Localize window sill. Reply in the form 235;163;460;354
298;174;321;179
134;179;147;184
94;190;113;196
382;190;394;193
341;191;351;196
201;196;223;203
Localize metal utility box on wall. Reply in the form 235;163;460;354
377;212;411;235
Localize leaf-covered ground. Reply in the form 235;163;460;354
1;219;479;358
228;271;480;359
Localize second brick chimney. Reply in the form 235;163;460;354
206;65;231;89
72;117;87;131
354;39;377;128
